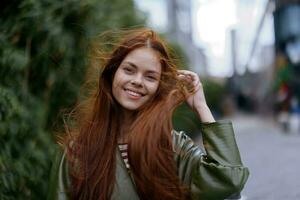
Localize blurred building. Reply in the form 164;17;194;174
166;0;207;75
227;0;276;113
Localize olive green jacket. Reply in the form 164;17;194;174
47;121;249;200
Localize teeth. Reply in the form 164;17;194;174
126;89;141;97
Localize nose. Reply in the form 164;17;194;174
130;74;143;87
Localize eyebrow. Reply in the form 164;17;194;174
123;61;160;75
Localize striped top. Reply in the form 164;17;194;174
118;143;130;170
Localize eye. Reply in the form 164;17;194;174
145;75;157;82
123;67;134;74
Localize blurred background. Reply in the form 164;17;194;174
1;0;300;199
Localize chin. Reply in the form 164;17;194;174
121;103;142;111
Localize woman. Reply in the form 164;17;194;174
47;28;249;200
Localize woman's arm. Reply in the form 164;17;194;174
172;121;249;200
175;70;249;199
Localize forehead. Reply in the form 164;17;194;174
122;47;162;73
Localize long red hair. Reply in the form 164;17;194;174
62;28;190;200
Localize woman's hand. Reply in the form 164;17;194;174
177;70;215;123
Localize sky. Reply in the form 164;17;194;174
134;0;275;77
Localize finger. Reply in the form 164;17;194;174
177;70;201;91
177;73;192;81
177;70;195;76
177;70;198;79
183;73;199;85
179;77;193;85
177;71;196;80
177;74;188;80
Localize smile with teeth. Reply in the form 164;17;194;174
124;89;144;98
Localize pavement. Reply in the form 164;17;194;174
228;113;300;200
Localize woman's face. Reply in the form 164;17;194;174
112;47;162;111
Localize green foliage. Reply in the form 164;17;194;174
173;102;201;138
167;41;189;69
0;87;52;199
202;78;225;114
0;0;144;199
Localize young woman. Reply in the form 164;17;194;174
47;28;249;200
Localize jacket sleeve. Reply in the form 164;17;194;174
47;145;71;200
172;121;249;200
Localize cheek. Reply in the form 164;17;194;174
112;70;125;88
147;82;160;96
112;73;123;96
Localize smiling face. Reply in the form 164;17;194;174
112;47;162;111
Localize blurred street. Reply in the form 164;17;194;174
229;113;300;200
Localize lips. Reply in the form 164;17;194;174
124;88;145;99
